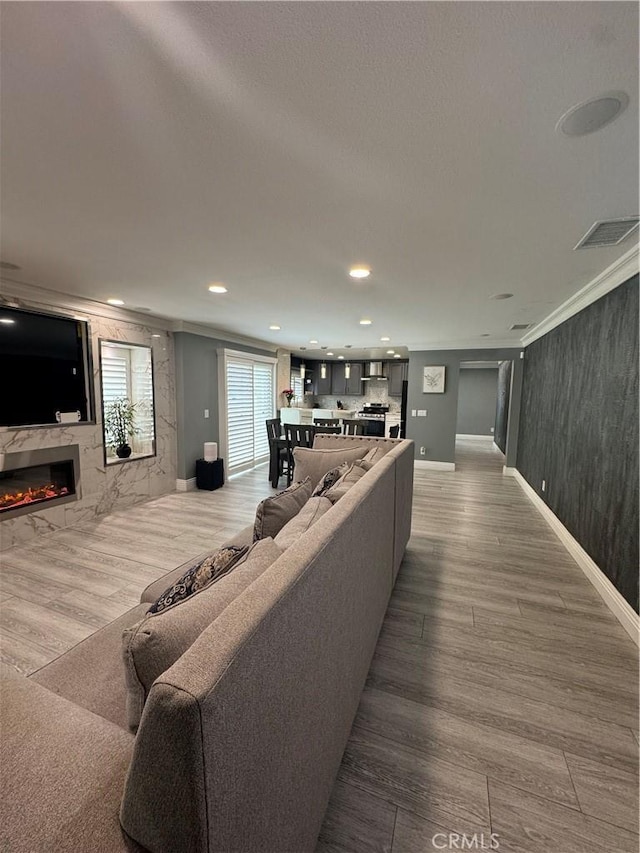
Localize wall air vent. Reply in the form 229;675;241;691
510;323;531;331
574;217;639;249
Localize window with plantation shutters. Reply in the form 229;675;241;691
224;352;276;474
99;340;156;464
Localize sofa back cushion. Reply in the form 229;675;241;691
274;496;332;549
292;445;367;489
122;537;283;730
324;460;371;503
253;477;312;541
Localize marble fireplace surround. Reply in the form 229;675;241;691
0;284;178;551
0;444;81;520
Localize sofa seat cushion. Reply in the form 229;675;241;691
291;446;367;489
253;477;312;541
274;496;332;549
31;602;149;731
122;537;283;730
0;665;141;853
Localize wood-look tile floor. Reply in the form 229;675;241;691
1;440;638;852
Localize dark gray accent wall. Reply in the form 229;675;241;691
494;360;512;454
174;332;273;480
517;275;639;612
456;368;499;435
407;348;523;466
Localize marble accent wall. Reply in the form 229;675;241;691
0;311;177;550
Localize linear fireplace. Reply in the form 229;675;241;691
0;445;80;520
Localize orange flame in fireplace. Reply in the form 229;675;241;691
0;484;70;511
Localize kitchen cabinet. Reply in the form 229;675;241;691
312;362;332;396
388;361;408;396
331;362;363;396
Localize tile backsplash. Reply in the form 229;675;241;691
312;383;401;413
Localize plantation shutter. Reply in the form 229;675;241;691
102;355;129;406
131;359;155;444
226;355;275;473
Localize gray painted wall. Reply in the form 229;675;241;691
407;348;523;466
174;332;273;480
517;275;638;612
456;368;499;435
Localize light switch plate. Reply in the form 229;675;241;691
204;409;210;419
417;409;427;417
411;409;417;417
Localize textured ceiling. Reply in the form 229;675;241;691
1;1;638;357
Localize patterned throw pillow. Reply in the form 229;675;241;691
312;462;350;497
148;545;249;614
324;459;370;503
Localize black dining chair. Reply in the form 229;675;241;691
266;417;289;487
284;423;315;484
389;424;400;438
313;418;340;426
312;424;342;435
342;419;365;436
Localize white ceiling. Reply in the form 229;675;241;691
1;2;638;359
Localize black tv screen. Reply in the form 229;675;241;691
0;306;92;427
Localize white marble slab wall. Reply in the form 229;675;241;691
0;314;177;550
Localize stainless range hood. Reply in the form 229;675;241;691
362;361;387;380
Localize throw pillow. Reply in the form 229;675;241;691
274;496;333;549
292;446;367;489
324;460;370;503
148;545;249;614
362;446;388;466
122;537;283;730
253;477;312;541
312;462;351;497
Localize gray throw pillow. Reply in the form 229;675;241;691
324;460;370;503
292;446;367;489
253;477;312;541
312;462;351;497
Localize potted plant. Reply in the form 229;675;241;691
104;397;139;458
282;388;295;408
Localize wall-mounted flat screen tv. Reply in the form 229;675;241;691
0;305;93;427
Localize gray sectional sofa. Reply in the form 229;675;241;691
0;435;414;853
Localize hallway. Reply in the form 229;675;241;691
318;438;639;853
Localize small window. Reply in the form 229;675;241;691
99;340;156;464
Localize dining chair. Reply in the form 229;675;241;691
312;424;342;435
313;418;340;426
266;417;288;487
389;424;400;438
342;419;365;436
284;423;315;484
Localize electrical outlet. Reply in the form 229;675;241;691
419;446;426;455
541;480;546;492
490;426;494;434
204;409;210;419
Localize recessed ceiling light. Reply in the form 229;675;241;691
208;284;228;294
107;298;125;306
380;336;390;342
269;325;281;331
152;333;162;338
0;261;21;271
556;91;629;137
0;317;16;325
386;350;395;355
327;351;334;356
393;353;401;359
491;293;513;300
359;319;372;326
309;339;318;344
349;266;371;279
337;355;344;360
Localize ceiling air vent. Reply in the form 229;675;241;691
574;217;639;249
510;324;531;331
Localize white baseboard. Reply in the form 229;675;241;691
456;434;493;440
176;477;197;492
506;468;639;646
414;460;456;472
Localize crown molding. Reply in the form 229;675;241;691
0;277;173;330
406;338;519;352
521;244;639;346
170;320;277;353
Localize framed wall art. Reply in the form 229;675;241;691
423;365;446;393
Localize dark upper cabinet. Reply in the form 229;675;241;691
313;362;332;395
330;362;363;396
388;361;408;396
